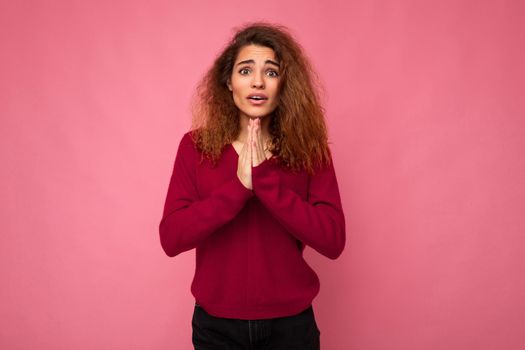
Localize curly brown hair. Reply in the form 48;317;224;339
190;22;332;174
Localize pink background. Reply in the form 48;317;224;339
1;0;524;349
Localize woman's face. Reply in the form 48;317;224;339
227;44;281;120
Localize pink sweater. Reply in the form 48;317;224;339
159;131;346;319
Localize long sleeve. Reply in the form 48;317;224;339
251;157;346;260
158;133;254;257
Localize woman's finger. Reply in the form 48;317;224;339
257;118;266;160
252;118;266;165
237;133;252;189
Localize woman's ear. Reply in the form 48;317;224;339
227;79;232;91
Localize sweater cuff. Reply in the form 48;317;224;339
252;158;275;175
231;173;254;200
252;158;278;191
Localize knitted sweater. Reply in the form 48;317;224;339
159;131;346;320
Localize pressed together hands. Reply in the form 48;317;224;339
237;118;271;190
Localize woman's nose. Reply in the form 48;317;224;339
251;73;264;88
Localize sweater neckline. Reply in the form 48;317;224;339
228;143;241;157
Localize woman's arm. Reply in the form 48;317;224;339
251;158;346;260
158;133;253;257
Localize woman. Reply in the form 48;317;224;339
159;22;346;349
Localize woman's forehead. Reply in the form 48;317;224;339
235;44;278;63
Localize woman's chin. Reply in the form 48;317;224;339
241;113;269;119
237;106;277;120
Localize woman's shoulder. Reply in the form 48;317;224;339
174;131;201;161
179;130;200;148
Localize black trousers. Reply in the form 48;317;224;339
192;303;321;350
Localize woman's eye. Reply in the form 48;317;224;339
239;68;250;75
266;70;279;77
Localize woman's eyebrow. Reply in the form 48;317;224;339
235;59;280;67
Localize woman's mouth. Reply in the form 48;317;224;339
247;94;268;105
